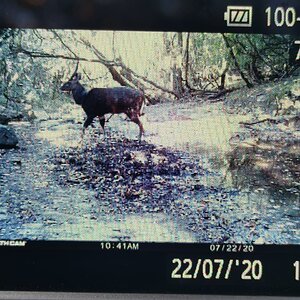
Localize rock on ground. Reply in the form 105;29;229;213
0;125;18;148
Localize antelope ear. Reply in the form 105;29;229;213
72;73;79;81
77;73;82;80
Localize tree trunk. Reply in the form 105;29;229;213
171;33;185;97
107;66;130;87
222;33;253;88
184;32;192;90
172;66;184;98
250;56;263;83
219;66;227;90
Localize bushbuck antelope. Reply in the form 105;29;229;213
60;63;145;141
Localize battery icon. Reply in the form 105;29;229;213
224;6;253;27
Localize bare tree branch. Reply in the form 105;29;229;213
19;47;98;63
81;38;179;98
222;33;253;89
18;32;180;101
51;30;78;59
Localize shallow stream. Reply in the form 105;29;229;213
0;102;299;243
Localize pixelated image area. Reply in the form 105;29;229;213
0;30;299;243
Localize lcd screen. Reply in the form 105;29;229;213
1;29;299;244
0;9;299;294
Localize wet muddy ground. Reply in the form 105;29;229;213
0;102;299;243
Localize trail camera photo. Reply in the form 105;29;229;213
0;29;299;244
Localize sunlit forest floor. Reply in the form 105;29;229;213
0;91;299;243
